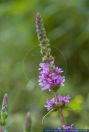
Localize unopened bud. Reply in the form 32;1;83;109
2;94;8;109
0;93;8;126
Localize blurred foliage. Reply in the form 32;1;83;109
0;0;89;131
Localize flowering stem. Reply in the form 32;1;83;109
36;13;73;129
54;92;58;104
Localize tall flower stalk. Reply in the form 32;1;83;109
36;13;73;130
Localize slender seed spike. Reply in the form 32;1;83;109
36;12;49;45
36;12;54;62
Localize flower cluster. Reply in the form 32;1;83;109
45;95;71;111
38;60;65;91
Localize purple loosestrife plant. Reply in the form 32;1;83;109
36;13;74;130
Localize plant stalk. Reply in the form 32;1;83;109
58;109;64;126
54;92;64;127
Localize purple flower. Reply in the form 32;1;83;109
45;95;71;111
55;67;63;74
62;124;74;130
38;60;65;91
44;98;55;111
58;95;71;103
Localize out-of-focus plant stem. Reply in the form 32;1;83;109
24;112;32;132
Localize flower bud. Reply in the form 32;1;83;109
0;93;8;126
2;93;8;110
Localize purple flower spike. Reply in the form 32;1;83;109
45;95;71;111
36;13;74;129
38;60;65;91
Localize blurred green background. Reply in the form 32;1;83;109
0;0;89;131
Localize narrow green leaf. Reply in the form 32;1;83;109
42;108;55;125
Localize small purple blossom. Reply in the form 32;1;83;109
45;95;71;111
55;67;63;74
38;60;65;91
58;95;71;103
62;124;74;130
44;98;55;111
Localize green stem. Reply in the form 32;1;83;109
54;92;65;127
42;108;54;125
58;109;64;126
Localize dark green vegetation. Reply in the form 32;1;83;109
0;0;89;131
